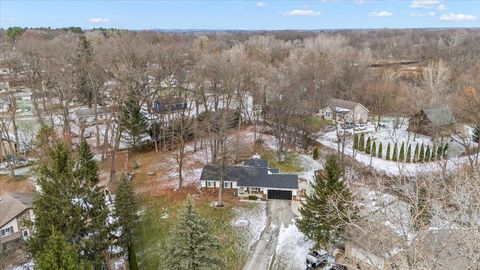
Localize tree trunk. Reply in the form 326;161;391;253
109;124;122;183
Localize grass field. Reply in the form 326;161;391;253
261;150;305;173
135;195;248;270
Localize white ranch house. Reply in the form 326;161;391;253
320;98;369;124
200;156;298;200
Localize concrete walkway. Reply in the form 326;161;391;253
243;200;295;270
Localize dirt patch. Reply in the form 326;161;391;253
0;175;33;196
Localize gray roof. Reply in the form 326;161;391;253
329;98;360;111
0;192;33;227
423;106;456;126
243;158;268;168
200;165;298;189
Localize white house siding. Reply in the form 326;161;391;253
201;180;237;189
321;104;368;124
0;218;19;237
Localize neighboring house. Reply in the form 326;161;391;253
408;106;456;137
320;99;369;124
152;100;188;114
200;155;298;200
73;106;106;125
0;192;34;249
0;96;11;113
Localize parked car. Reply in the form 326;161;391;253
340;122;355;129
326;263;348;270
354;124;367;131
306;250;329;270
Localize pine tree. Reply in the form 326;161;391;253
353;134;359;150
411;187;432;231
371;141;376;157
36;229;92;270
73;34;94;107
425;146;431;162
120;97;149;149
115;174;139;269
165;199;223;270
365;137;371;154
386;143;391;161
473;125;480;143
392;143;398;161
378;142;383;159
431;144;437;161
406;144;412;163
436;144;443;160
312;147;319;160
297;155;355;248
414;143;419;163
399;142;405;162
76;140;110;268
359;133;365;152
419;143;425;162
443;143;449;159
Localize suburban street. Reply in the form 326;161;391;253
243;200;295;270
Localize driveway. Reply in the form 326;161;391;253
243;200;296;270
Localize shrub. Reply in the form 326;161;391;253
353;134;359;150
392;143;398;161
359;133;365;152
248;195;258;201
443;143;449;159
132;160;140;170
414;143;419;163
399;142;405;162
365;137;371;154
436;144;443;160
425;146;431;162
431;144;436;160
371;141;376;157
419;144;425;162
406;144;412;163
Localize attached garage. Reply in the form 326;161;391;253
267;189;293;200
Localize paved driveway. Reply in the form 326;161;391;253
243;200;295;270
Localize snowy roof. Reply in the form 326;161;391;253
200;165;298;189
328;98;367;112
422;106;456;127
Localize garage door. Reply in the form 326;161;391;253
267;189;292;200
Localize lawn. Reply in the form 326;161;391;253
0;174;33;195
261;150;305;173
135;195;249;270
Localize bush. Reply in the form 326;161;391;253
365;137;371;154
392;143;398;161
371;141;376;157
419;144;425;162
406;144;412;163
399;142;405;162
425;146;431;162
312;147;319;160
378;143;383;158
248;195;258;201
353;134;359;150
386;143;391;161
132;160;140;170
414;143;419;163
359;133;365;152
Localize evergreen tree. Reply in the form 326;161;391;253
399;142;405;162
312;147;319;160
386;143;391;161
425;146;431;162
431;144;437;161
414;143;419;163
443;143;449;159
371;141;376;157
419;143;425;162
73;34;94;107
378;142;383;159
436;144;443;160
365;137;371;154
353;134;359;150
297;155;355;248
474;125;480;143
359;133;365;152
120;97;149;149
406;144;412;163
76;140;110;268
36;229;92;270
411;187;432;231
165;199;223;270
115;174;139;269
392;143;398;161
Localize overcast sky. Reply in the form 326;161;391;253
1;0;479;30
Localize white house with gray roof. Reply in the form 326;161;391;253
320;98;369;124
200;156;298;200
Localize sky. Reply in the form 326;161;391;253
1;0;479;30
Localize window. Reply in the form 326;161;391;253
1;226;13;237
224;182;230;188
22;229;30;240
206;181;213;187
250;187;260;192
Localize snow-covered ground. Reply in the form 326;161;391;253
9;261;34;270
318;119;475;176
273;224;314;270
234;201;267;251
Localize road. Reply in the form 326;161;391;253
243;200;295;270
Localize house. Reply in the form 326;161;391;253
0;192;34;249
0;96;11;113
73;106;106;125
408;106;456;137
200;156;298;200
320;99;369;124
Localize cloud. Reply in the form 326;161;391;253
281;9;322;17
353;0;366;4
409;12;436;17
436;4;446;10
256;2;267;7
409;0;440;8
88;17;110;23
368;11;393;17
440;13;477;21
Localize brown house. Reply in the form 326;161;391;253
408;106;456;137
